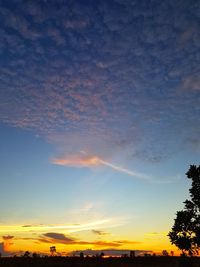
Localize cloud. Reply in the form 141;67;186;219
52;152;149;179
22;225;33;228
0;0;200;164
52;152;181;183
22;224;43;228
39;232;140;248
99;159;149;179
91;230;109;236
2;235;14;240
52;154;100;168
0;218;122;234
42;233;75;244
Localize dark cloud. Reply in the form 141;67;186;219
0;0;199;163
39;232;140;247
2;235;14;240
91;230;109;236
22;224;43;228
43;233;75;243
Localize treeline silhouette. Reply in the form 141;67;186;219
0;255;197;267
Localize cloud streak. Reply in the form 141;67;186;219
99;159;149;179
0;218;123;235
52;152;149;180
51;151;181;183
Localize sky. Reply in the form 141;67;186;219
0;0;200;257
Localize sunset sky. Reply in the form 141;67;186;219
0;0;200;256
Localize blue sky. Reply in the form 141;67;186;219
0;0;200;256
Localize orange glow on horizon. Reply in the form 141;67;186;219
0;225;179;256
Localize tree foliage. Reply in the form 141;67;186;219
168;165;200;255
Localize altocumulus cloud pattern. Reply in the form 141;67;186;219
0;0;200;162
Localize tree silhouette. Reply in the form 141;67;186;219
50;246;56;256
168;165;200;255
162;250;169;256
23;251;30;257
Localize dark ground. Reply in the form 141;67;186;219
0;256;200;267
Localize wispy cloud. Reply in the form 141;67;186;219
51;152;149;180
22;224;43;228
52;152;180;184
0;218;123;234
99;159;149;179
